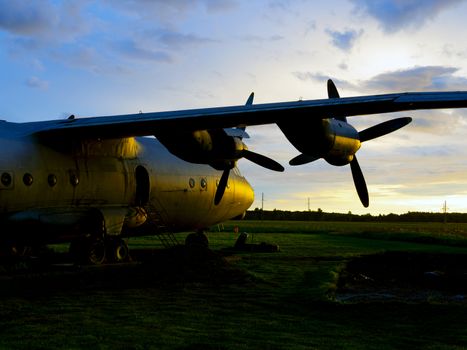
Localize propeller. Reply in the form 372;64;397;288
359;117;412;142
330;79;411;207
350;156;369;208
242;150;284;172
214;149;284;205
215;167;231;205
289;79;412;207
329;79;370;207
214;93;284;205
289;153;320;166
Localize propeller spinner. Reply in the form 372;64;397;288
289;79;412;207
214;93;284;205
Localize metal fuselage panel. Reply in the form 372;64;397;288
136;137;253;229
0;134;253;241
0;137;133;212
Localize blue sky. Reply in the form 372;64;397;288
2;0;467;214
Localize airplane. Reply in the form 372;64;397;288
1;79;467;264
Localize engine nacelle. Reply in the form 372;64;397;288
278;118;361;166
324;119;361;166
156;129;244;170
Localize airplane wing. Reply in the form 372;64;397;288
29;91;467;140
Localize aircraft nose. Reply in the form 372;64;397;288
235;174;255;209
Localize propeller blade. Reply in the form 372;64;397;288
359;117;412;143
327;79;340;98
350;156;369;208
214;168;230;205
327;79;347;122
242;150;285;172
245;92;254;106
289;153;320;166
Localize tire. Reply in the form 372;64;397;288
70;237;106;265
86;239;106;265
107;238;129;263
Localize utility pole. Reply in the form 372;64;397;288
442;200;449;224
261;192;264;221
307;197;310;211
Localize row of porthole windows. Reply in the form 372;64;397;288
2;173;227;190
1;172;80;188
188;177;229;189
189;177;208;189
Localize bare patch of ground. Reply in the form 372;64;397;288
336;251;467;303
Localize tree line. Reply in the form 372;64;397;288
245;208;467;223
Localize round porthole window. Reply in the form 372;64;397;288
70;173;79;186
23;173;33;186
200;178;207;189
1;172;11;187
189;178;195;188
48;174;57;187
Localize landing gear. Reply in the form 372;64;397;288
70;237;106;265
106;238;129;263
0;242;33;257
185;231;209;248
70;237;129;265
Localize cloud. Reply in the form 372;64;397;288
114;40;174;63
107;0;237;21
241;34;285;43
362;66;467;91
155;30;218;49
204;0;237;12
325;28;363;51
294;66;467;93
111;28;216;64
338;62;349;70
0;0;225;76
25;76;49;90
0;1;90;42
350;0;464;33
292;66;467;136
50;46;113;74
292;71;356;91
0;0;52;35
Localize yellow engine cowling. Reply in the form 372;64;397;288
324;119;361;166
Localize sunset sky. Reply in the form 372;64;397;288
2;0;467;214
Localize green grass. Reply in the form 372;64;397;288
1;221;467;349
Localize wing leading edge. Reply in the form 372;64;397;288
30;91;467;140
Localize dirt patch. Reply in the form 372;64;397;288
336;251;467;303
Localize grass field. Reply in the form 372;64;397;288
1;221;467;349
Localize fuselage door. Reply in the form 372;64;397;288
135;165;150;206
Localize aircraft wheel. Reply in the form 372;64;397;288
87;239;106;265
185;232;209;248
70;238;106;265
107;238;129;263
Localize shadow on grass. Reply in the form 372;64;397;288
0;246;256;297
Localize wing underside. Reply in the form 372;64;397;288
30;91;467;140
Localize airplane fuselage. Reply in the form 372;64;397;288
0;125;253;246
